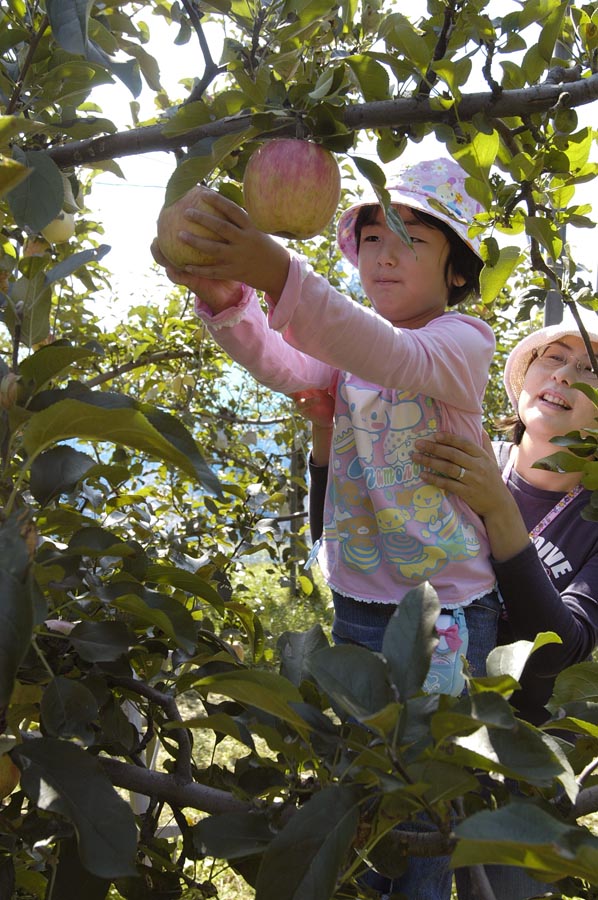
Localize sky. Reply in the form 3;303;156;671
85;8;598;327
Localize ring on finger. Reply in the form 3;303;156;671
457;465;466;480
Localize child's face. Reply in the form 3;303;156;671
357;205;464;328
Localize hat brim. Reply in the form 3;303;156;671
504;319;598;409
336;186;482;267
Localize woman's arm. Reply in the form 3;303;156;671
412;432;530;562
412;432;598;670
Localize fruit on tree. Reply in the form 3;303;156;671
41;211;75;243
243;139;341;239
156;187;222;268
0;754;20;800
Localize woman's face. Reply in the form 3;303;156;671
518;334;598;440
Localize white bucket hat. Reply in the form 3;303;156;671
504;307;598;409
336;158;483;267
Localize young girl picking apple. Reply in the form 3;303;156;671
151;158;497;899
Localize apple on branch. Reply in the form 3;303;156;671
242;138;341;239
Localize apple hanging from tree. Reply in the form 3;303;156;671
243;139;341;239
0;754;20;800
156;186;222;268
41;211;75;244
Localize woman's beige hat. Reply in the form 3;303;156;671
504;308;598;409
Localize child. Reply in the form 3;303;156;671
151;159;499;898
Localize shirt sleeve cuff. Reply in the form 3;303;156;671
194;284;255;330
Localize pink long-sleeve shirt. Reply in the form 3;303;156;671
196;256;497;608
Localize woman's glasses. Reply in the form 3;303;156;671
532;343;598;383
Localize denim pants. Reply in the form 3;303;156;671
331;589;502;900
454;862;554;900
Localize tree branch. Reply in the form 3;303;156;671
45;73;598;169
99;756;249;814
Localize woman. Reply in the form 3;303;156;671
412;317;598;728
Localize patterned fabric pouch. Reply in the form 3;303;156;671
422;608;469;696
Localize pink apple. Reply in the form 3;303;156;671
156;186;222;267
243;139;341;239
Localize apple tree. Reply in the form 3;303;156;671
2;2;598;899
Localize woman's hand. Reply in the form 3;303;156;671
292;389;335;467
412;432;530;561
412;432;504;518
292;389;335;429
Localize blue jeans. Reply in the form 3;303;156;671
454;862;554;899
331;589;502;900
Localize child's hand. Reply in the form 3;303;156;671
174;189;291;302
150;238;243;312
292;389;335;428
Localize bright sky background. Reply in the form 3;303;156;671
85;7;598;327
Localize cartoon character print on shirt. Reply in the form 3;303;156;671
326;376;481;579
335;383;392;463
375;504;447;580
413;485;480;561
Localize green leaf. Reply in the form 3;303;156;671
70;621;132;662
40;676;99;741
0;516;34;707
278;624;330;687
30;445;96;505
453;799;598;882
145;565;225;614
195;669;308;731
346;55;390;102
0;155;31;199
547;660;598;711
45;244;111;285
480;246;524;305
382;582;440;699
307;644;393;720
7;150;64;232
14;737;137;879
19;343;100;390
450;719;568;786
192;810;274;860
255;785;361;900
46;0;91;55
110;588;197;654
486;634;561;683
21;398;221;491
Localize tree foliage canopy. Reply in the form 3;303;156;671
2;2;598;899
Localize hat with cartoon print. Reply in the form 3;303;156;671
337;158;483;267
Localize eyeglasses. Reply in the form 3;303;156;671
532;344;598;383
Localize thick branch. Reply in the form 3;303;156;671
99;756;249;814
46;74;598;169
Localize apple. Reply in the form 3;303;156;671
156;186;222;268
41;211;75;243
242;139;341;239
0;754;20;800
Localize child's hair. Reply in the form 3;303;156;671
354;204;483;307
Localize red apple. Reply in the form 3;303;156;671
243;139;341;239
0;754;20;800
156;186;222;268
